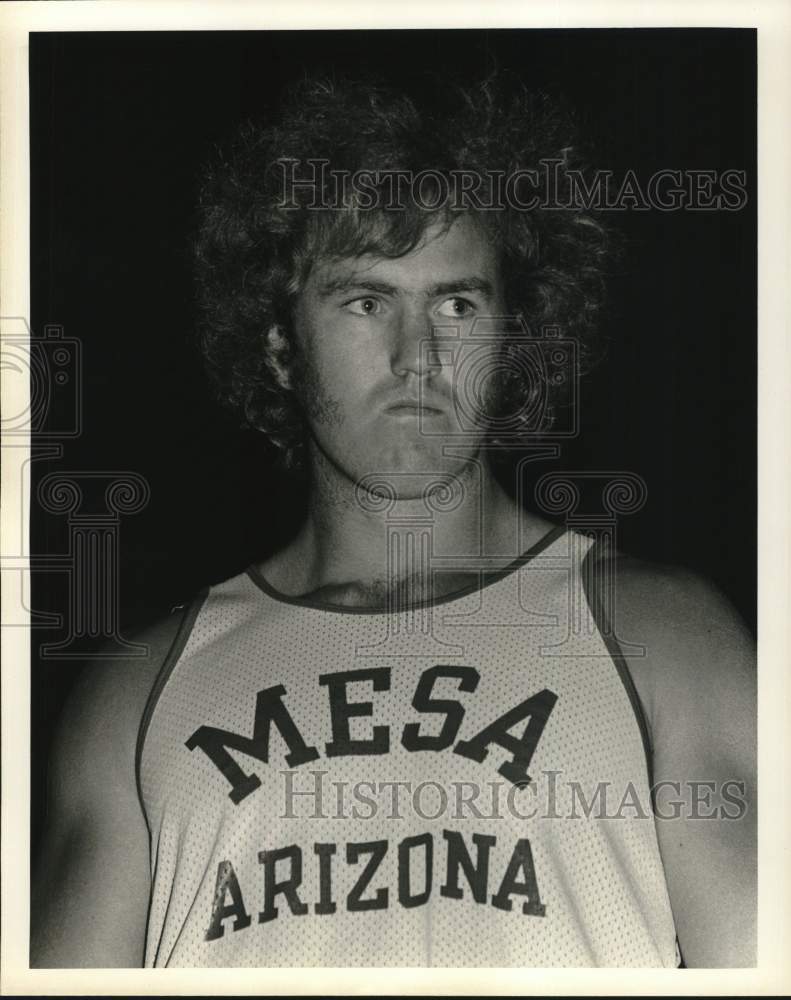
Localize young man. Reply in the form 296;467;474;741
31;77;756;968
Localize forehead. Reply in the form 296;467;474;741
305;214;501;293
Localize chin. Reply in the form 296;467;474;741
350;439;480;498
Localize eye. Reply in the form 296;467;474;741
436;297;475;318
345;297;382;316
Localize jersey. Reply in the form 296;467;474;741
137;524;680;967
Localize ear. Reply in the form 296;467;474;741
265;325;293;390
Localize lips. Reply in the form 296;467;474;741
384;398;444;415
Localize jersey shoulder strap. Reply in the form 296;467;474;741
134;587;211;812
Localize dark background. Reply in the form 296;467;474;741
29;29;757;856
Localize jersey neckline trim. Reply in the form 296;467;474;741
245;521;567;616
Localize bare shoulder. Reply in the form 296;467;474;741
582;547;757;966
51;608;191;804
584;545;756;966
31;604;196;967
583;546;756;748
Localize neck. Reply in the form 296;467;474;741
264;444;554;602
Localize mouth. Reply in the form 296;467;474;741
384;399;444;416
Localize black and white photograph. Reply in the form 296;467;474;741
1;1;789;992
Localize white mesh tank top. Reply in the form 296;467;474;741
137;525;680;967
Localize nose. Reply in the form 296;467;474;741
389;303;441;379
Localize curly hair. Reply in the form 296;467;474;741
193;73;616;469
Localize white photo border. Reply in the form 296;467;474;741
1;0;788;994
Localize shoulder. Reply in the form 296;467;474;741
31;605;201;968
50;602;199;811
586;546;754;650
581;548;758;967
581;543;755;752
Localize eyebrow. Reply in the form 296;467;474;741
429;277;495;298
317;277;397;298
316;275;496;299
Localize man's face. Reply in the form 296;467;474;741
292;214;506;496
